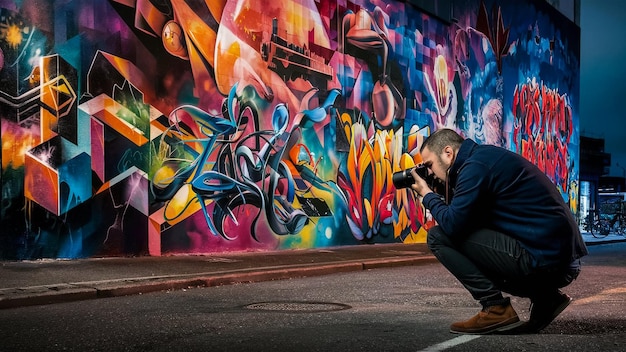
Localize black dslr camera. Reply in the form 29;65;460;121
392;164;434;189
393;164;448;198
391;164;444;193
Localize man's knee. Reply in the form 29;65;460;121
427;225;451;250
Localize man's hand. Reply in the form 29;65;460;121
410;168;433;198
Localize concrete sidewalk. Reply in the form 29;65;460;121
581;231;626;245
1;232;624;310
0;243;436;309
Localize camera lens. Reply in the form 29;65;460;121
392;169;414;189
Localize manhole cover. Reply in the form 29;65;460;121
243;301;351;313
201;257;240;263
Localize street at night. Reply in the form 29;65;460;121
1;242;624;352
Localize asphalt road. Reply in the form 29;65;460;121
1;242;625;352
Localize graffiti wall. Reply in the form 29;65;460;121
0;0;580;259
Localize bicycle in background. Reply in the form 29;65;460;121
586;209;611;239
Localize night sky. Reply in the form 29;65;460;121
580;0;626;176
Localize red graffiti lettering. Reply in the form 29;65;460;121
512;81;573;192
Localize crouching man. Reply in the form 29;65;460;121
411;128;587;334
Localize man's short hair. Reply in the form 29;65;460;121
419;128;465;154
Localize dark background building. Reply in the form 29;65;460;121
579;135;626;224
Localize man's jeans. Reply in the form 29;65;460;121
427;226;580;303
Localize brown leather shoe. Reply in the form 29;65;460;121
450;303;523;334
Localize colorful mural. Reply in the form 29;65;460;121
0;0;580;259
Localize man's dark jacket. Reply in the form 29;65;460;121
423;139;588;269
